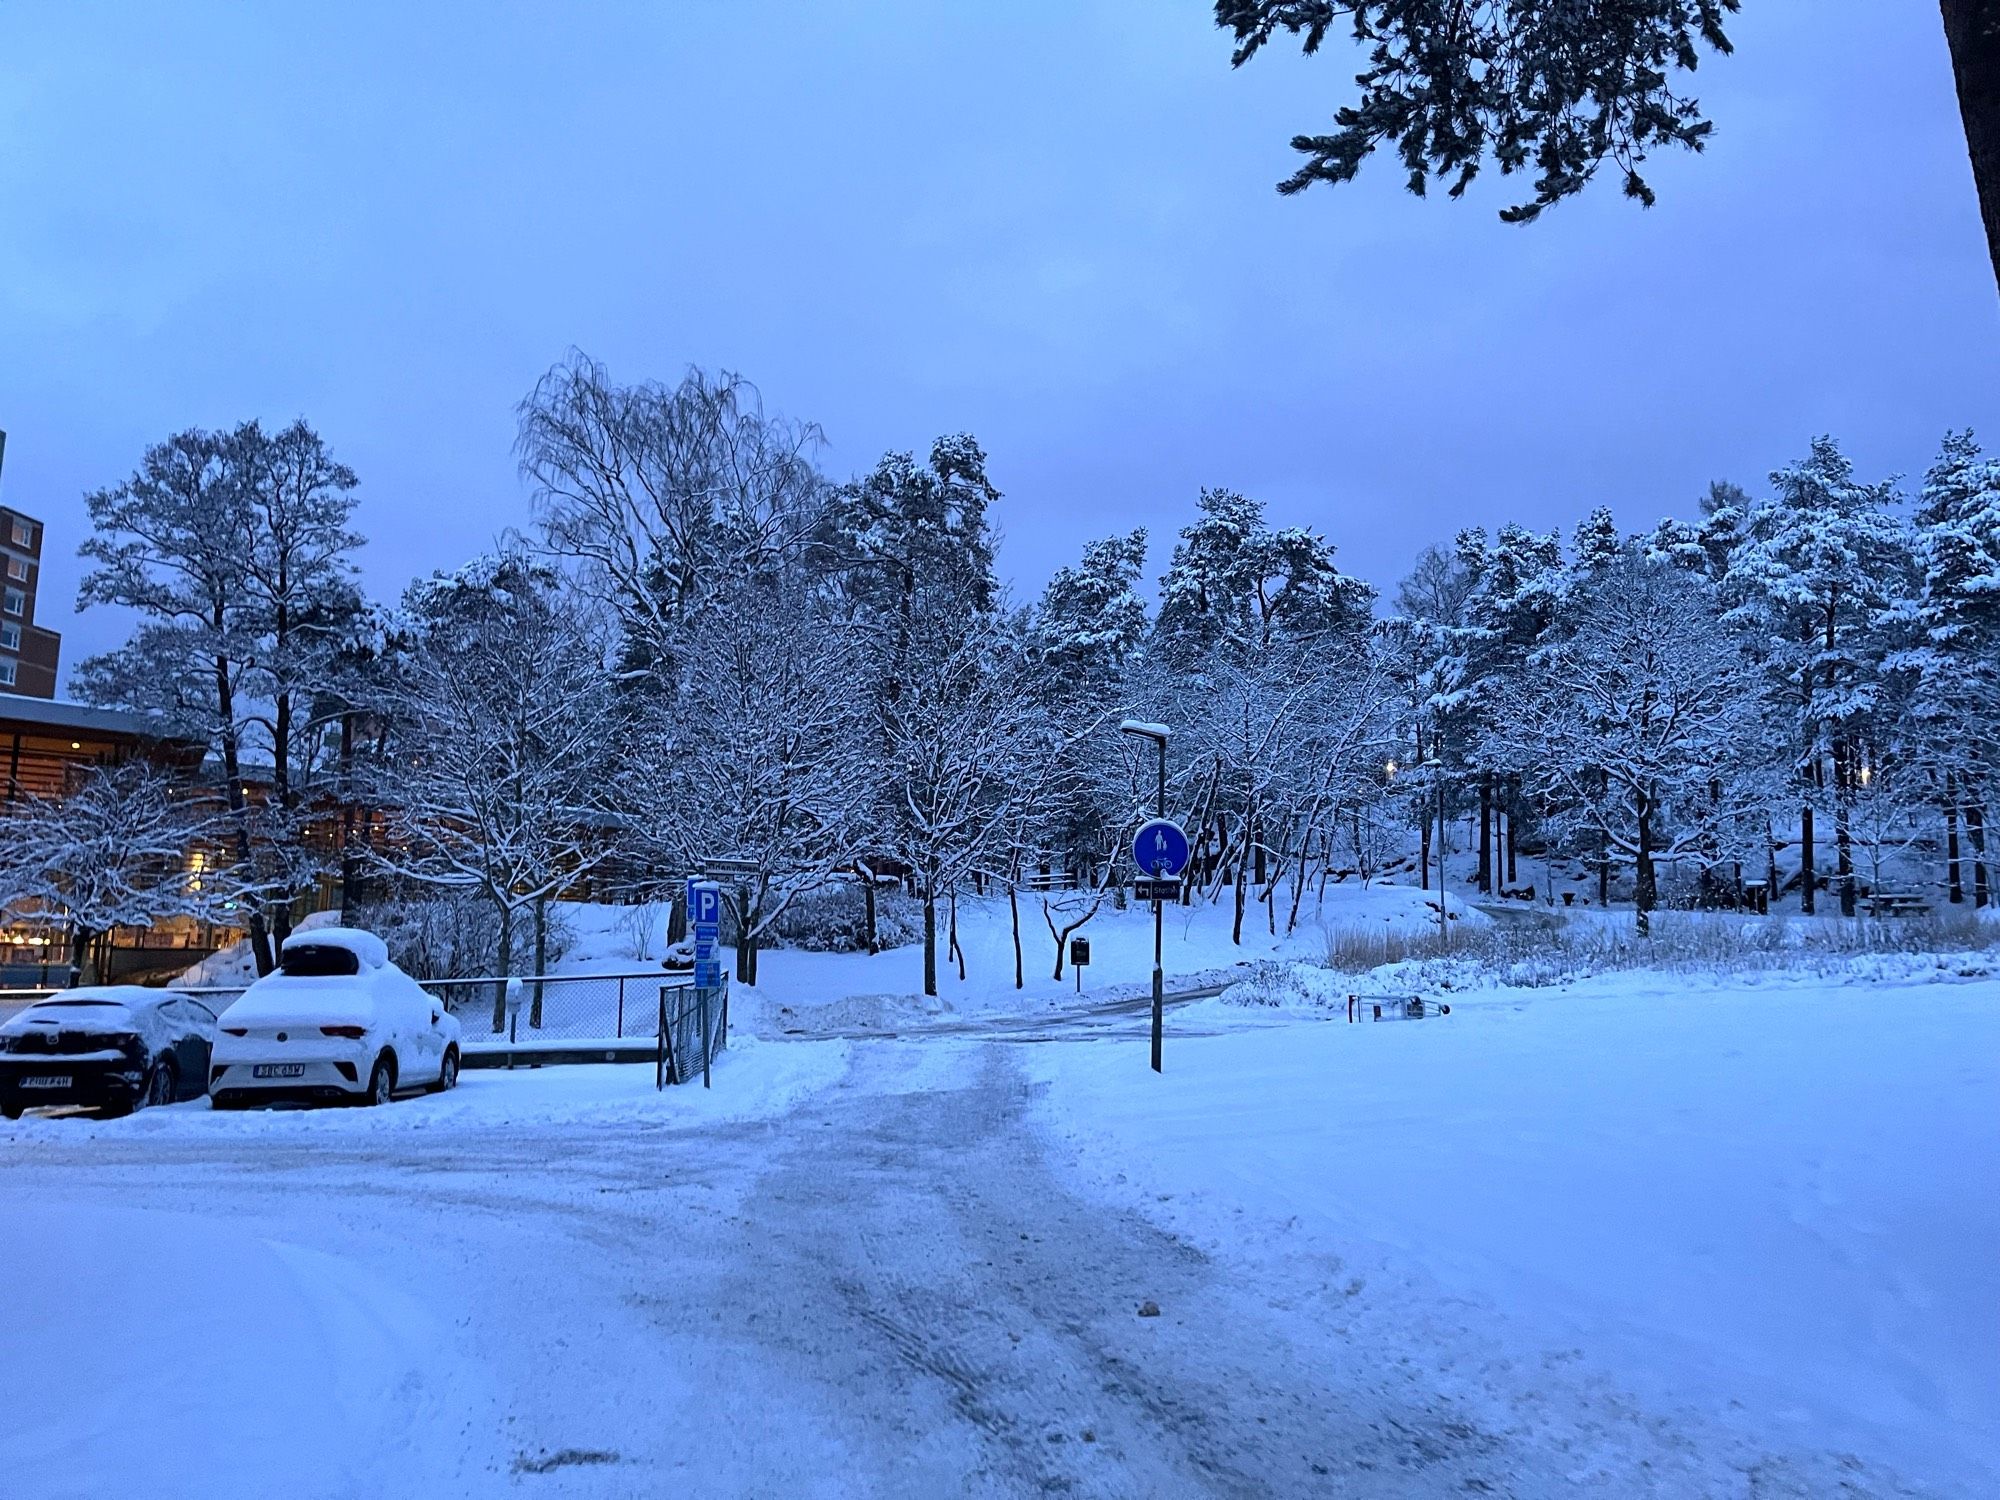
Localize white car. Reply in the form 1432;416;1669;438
209;929;461;1108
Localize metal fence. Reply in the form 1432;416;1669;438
418;971;688;1041
656;980;729;1089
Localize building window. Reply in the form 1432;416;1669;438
0;623;17;651
4;557;24;581
0;659;15;687
8;520;30;549
2;589;21;617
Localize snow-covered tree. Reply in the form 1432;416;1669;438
519;353;830;692
1888;430;2000;903
0;763;224;983
1486;549;1767;934
1722;437;1915;915
76;420;365;973
367;553;621;1027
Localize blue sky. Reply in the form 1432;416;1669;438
2;1;1995;685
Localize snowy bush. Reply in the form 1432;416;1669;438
611;900;669;962
1317;906;2000;993
766;883;924;953
351;892;573;980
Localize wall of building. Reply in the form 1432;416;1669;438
1;441;65;698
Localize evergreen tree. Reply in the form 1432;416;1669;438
1722;437;1915;915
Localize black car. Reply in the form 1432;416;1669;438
0;988;219;1120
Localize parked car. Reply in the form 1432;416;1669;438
0;988;219;1120
209;928;461;1109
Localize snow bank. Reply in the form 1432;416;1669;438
0;1035;849;1142
1026;974;2000;1493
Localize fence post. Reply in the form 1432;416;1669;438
700;986;712;1089
617;976;625;1039
656;986;669;1090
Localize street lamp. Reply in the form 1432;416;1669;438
1120;719;1171;1073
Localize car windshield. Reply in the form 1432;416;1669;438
279;946;362;978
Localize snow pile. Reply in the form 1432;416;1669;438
0;1035;848;1142
1029;974;2000;1493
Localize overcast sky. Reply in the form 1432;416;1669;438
2;1;1995;688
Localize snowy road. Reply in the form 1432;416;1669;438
2;1010;1987;1498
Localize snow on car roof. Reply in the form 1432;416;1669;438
279;927;389;970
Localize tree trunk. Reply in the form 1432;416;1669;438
1946;782;1965;903
531;897;547;1027
1800;799;1817;915
1476;775;1492;893
1505;780;1519;886
1634;796;1658;938
338;711;362;917
1834;743;1857;918
860;865;879;954
668;889;688;944
1967;802;1991;907
948;885;965;982
491;904;514;1032
1231;818;1250;945
922;879;938;997
1009;880;1023;989
1942;0;2000;299
1419;805;1432;891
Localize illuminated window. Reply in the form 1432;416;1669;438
8;520;30;548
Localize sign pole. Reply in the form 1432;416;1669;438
1120;721;1179;1077
1150;734;1166;1074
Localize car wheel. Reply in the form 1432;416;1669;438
430;1047;459;1094
364;1056;394;1107
146;1060;178;1109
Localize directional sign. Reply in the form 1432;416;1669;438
1132;818;1190;879
703;857;760;879
1133;877;1181;903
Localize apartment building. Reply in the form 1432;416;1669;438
0;432;63;699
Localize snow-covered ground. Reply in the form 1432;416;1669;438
5;934;1993;1496
1028;969;2000;1495
549;882;1485;1038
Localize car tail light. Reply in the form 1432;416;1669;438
320;1025;366;1039
222;1027;248;1037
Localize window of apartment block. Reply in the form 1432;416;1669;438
4;557;25;581
8;520;30;548
0;623;17;650
2;588;22;616
0;658;15;686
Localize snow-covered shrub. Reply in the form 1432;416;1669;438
767;883;924;952
611;900;669;962
1320;904;2000;991
350;892;573;980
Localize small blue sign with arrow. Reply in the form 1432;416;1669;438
1132;818;1190;878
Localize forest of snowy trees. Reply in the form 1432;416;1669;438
4;356;1997;990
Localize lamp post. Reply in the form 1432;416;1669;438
1420;755;1447;947
1120;719;1171;1073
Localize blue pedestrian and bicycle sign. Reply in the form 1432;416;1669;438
1133;818;1189;879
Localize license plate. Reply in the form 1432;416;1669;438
252;1064;305;1079
19;1075;70;1090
